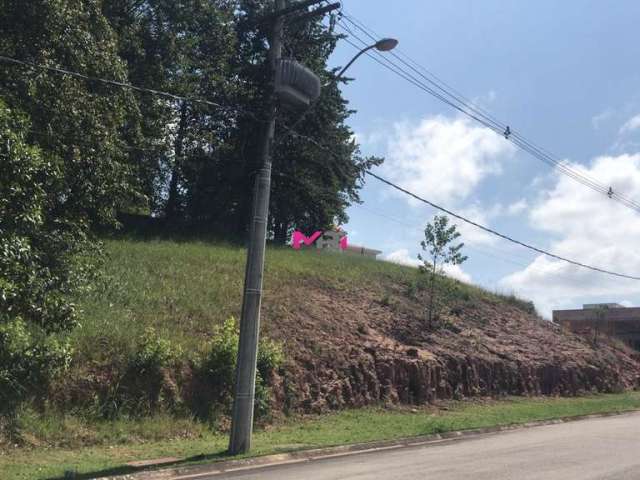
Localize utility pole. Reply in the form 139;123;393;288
228;0;340;455
228;0;285;456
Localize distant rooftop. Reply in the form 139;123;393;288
582;303;625;310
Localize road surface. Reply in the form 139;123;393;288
210;412;640;479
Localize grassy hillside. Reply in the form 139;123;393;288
5;236;639;436
3;236;640;478
67;237;639;410
73;237;510;359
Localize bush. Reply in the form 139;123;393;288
501;293;538;316
89;328;182;419
0;318;72;419
131;328;180;375
190;317;283;422
122;328;182;416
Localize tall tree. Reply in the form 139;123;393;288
0;101;89;418
0;0;142;226
0;0;142;416
103;0;239;218
181;1;382;241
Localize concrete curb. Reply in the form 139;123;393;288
105;409;640;480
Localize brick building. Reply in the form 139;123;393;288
553;303;640;351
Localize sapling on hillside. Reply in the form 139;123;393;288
418;215;468;327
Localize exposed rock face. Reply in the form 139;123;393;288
263;283;640;413
54;274;640;419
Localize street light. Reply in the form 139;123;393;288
335;37;399;81
229;19;396;455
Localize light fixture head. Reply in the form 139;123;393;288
374;38;399;52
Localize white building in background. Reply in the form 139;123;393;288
315;229;382;259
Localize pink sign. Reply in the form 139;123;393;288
291;231;348;250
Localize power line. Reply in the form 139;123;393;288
5;49;633;212
3;45;637;212
279;123;640;281
334;14;640;214
366;170;640;281
352;202;628;285
3;54;638;281
354;203;535;268
337;15;640;212
0;55;244;116
335;20;613;195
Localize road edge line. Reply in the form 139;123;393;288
105;408;640;480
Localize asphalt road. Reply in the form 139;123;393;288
211;412;640;480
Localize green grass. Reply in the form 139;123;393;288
3;392;640;480
73;237;515;358
73;237;431;359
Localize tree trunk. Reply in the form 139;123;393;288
427;258;437;327
165;101;188;222
273;218;290;245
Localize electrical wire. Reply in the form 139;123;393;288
279;123;640;281
336;15;612;189
366;170;640;280
354;203;535;268
2;53;638;281
0;55;247;117
337;14;640;211
335;20;615;197
334;14;640;213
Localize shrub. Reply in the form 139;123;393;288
91;328;182;419
131;328;180;374
501;293;538;316
0;318;72;419
122;328;182;416
190;317;284;422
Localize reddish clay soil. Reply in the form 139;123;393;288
261;279;640;413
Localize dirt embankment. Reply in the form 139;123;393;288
262;280;640;413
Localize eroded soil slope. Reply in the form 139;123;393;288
261;277;640;412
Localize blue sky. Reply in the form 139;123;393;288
325;0;640;317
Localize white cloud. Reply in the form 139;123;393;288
442;264;473;283
500;153;640;318
506;199;528;215
619;114;640;135
384;248;421;267
383;249;472;283
592;108;614;130
381;116;516;206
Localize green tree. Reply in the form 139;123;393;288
0;102;83;419
418;215;468;327
103;0;239;218
0;0;143;419
179;1;382;240
0;0;142;226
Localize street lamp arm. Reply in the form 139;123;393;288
335;44;376;81
333;38;398;82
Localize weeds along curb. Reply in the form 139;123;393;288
105;409;640;480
